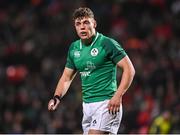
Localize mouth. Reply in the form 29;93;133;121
80;31;88;37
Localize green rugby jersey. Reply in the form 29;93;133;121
66;32;127;103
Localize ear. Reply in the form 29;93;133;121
93;19;97;28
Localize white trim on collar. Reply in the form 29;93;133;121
80;32;99;50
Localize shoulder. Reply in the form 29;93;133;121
69;40;80;50
99;33;111;42
100;34;123;50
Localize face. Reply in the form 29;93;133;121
74;17;97;40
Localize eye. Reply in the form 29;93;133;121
84;20;90;25
75;22;81;26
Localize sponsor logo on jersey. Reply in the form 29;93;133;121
80;71;91;77
74;51;80;58
86;61;96;70
91;48;98;56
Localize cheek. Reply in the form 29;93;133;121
87;25;94;31
75;27;80;33
75;26;78;31
93;23;97;28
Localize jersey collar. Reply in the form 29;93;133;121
80;32;99;50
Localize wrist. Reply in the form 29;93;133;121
115;91;124;98
53;95;62;100
53;95;62;104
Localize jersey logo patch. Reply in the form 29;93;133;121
74;51;80;58
92;119;97;126
91;48;98;56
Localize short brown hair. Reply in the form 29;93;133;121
72;7;94;20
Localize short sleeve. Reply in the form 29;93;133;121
65;44;76;70
104;38;127;64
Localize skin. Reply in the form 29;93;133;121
74;17;97;44
48;16;135;134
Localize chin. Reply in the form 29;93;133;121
80;36;89;40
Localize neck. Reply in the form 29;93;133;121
82;32;96;45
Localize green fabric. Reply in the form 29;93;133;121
66;32;126;103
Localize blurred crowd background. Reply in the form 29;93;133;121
0;0;179;134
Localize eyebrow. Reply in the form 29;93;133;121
75;19;90;23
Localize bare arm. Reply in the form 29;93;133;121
108;55;135;114
115;55;135;97
48;67;77;111
54;67;77;97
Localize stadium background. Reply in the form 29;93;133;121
0;0;179;133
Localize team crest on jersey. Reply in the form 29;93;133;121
74;51;80;58
91;48;98;56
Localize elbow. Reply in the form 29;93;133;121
131;65;136;79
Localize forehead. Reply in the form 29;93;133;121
75;17;94;23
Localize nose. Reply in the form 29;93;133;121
80;24;85;30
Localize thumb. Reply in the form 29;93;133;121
52;99;60;110
107;100;111;109
48;99;55;110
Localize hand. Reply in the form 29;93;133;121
108;94;122;115
48;97;60;111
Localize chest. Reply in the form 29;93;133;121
72;45;107;71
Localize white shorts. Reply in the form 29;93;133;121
82;100;123;134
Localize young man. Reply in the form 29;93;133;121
48;7;135;134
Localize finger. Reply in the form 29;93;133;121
48;99;55;110
114;107;117;114
117;107;119;112
48;103;54;110
109;109;113;115
109;106;114;115
52;104;58;110
113;107;116;115
108;106;111;114
49;105;54;111
52;99;60;110
114;107;120;115
107;103;111;110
